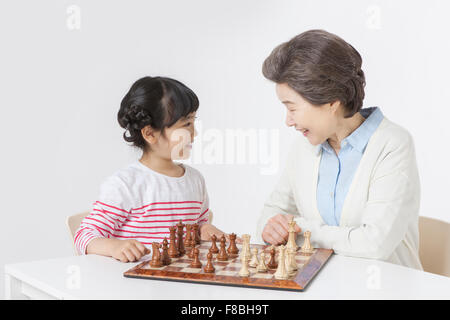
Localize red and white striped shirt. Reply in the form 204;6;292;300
74;161;210;255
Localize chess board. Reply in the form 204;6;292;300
123;241;333;291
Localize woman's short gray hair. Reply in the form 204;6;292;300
262;29;366;118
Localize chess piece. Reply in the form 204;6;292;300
168;226;179;257
240;234;251;261
248;247;259;268
161;238;171;265
192;223;200;245
274;245;288;280
150;242;162;268
286;217;299;251
227;233;239;256
203;250;215;273
267;245;278;269
256;251;268;273
238;253;250;277
217;235;229;261
288;247;298;273
176;220;186;255
285;247;297;276
210;234;219;253
189;247;202;268
300;230;314;254
184;224;192;248
188;237;196;259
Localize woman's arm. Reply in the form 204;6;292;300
295;135;420;260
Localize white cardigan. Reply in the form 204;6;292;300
256;116;423;270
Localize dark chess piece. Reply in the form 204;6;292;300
192;223;200;245
227;233;239;256
188;237;196;259
217;235;229;261
150;242;162;268
184;224;192;248
189;247;202;268
168;226;179;258
161;238;171;265
210;234;219;253
177;220;186;255
267;246;278;269
203;250;215;273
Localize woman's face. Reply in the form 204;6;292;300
276;83;339;146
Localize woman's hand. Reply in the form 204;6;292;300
262;213;301;245
110;239;150;263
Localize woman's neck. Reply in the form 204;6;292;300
139;151;185;177
328;112;365;154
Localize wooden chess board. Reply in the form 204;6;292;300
123;241;333;291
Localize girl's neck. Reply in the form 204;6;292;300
139;151;185;177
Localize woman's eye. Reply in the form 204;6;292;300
184;122;192;127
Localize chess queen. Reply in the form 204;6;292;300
256;29;422;271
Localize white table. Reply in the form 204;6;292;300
4;253;450;300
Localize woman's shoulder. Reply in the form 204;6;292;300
373;117;415;151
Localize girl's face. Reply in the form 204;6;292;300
275;83;340;146
142;112;197;160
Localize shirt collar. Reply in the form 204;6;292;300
315;107;384;156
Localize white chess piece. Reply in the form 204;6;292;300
286;218;299;251
256;251;268;273
274;245;288;280
249;248;259;268
300;230;314;254
240;234;251;261
285;247;297;276
238;253;250;277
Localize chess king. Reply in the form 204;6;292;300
256;29;423;271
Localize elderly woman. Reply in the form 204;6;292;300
256;29;422;270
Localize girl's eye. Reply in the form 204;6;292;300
184;122;192;127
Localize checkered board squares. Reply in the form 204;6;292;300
124;240;333;292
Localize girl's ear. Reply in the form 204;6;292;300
141;125;159;146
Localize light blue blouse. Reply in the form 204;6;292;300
316;107;384;226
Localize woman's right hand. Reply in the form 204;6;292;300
262;213;301;245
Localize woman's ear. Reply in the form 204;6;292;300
141;125;159;146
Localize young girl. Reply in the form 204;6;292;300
74;76;229;262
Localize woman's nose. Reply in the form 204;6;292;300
285;114;296;127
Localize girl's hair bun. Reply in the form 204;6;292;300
117;76;199;151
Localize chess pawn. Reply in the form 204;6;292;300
217;235;229;261
189;247;202;268
238;254;250;277
203;250;215;273
150;242;162;268
161;238;171;266
210;234;219;254
274;245;288;280
267;245;278;269
184;224;192;248
256;251;268;273
227;233;239;256
248;248;259;268
300;230;314;254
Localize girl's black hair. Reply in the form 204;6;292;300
118;76;199;152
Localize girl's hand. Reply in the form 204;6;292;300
199;223;242;243
110;239;150;263
262;213;301;245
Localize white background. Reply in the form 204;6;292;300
1;0;449;298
